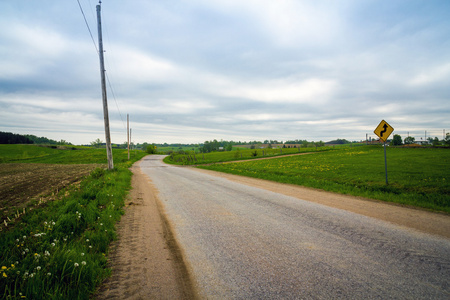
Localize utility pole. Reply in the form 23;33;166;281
127;114;130;160
97;3;114;170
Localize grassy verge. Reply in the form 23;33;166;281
1;146;148;299
198;146;450;213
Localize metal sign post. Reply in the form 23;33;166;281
374;120;394;185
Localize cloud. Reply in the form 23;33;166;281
0;1;449;145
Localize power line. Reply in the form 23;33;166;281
76;0;98;53
105;71;126;130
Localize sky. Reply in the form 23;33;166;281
1;0;449;145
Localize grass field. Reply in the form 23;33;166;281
0;145;148;299
199;146;450;213
164;145;343;165
0;144;141;164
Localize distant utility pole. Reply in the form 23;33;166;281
97;3;114;170
127;114;130;160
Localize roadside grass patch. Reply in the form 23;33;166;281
199;146;450;213
0;145;148;299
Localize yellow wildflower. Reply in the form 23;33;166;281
2;272;6;278
1;266;6;270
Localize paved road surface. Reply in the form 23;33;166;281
140;155;450;299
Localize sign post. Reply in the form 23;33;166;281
374;120;394;184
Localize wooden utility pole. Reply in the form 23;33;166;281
97;3;114;170
127;114;130;160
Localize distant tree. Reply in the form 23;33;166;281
404;136;415;145
91;138;103;148
0;131;34;144
146;144;157;154
430;137;440;146
444;133;450;146
392;134;402;146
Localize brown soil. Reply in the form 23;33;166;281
95;158;450;299
0;163;98;228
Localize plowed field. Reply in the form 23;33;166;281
0;163;98;212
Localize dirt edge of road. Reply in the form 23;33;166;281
95;161;198;299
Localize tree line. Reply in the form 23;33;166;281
391;133;450;146
0;131;72;145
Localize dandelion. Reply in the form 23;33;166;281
25;248;29;252
3;272;7;278
81;253;85;256
100;223;103;226
1;266;6;270
51;243;55;247
86;239;89;242
89;246;92;249
74;262;79;267
36;266;41;271
30;273;35;278
81;261;86;266
45;250;50;256
47;272;51;276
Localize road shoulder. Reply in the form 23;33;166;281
95;161;197;299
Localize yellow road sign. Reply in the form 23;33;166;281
374;120;394;142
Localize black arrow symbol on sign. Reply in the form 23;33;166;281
380;124;388;137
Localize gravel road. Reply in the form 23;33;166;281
140;155;450;299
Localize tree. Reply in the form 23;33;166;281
91;138;103;148
404;136;415;145
445;133;450;146
392;134;402;146
146;144;157;154
431;137;440;146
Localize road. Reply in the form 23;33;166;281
140;155;450;299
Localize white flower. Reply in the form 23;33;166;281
36;266;41;271
44;251;50;256
74;263;79;267
86;239;89;242
81;253;85;256
100;223;103;226
81;261;86;265
89;246;92;249
47;273;51;276
52;222;55;225
51;243;55;247
25;248;29;252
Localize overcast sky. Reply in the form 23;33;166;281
1;0;449;145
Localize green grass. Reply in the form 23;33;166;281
199;146;450;213
0;145;149;299
164;145;341;165
0;144;144;164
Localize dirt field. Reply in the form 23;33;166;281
0;163;98;215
